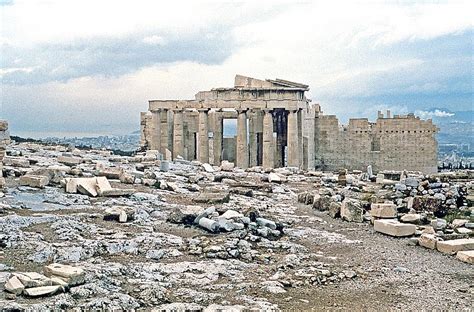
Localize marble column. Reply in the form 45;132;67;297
236;109;249;169
172;109;184;159
150;110;161;150
140;112;147;148
298;109;304;168
275;111;285;167
159;109;169;156
287;109;299;167
198;108;210;163
249;111;258;167
213;110;223;165
262;109;274;169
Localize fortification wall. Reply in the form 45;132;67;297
315;114;438;174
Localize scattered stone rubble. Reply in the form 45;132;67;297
4;263;85;299
0;140;472;310
298;168;474;264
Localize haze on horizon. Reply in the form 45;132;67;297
0;0;472;137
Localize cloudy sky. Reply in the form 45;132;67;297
0;0;472;137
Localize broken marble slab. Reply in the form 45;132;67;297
12;272;52;288
44;263;85;286
65;177;134;197
23;285;62;297
5;276;25;294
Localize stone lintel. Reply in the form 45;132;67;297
240;101;266;110
199;100;307;111
221;111;238;119
150;100;203;111
266;101;302;110
149;101;176;111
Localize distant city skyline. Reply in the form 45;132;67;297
1;0;472;137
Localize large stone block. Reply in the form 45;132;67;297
19;175;49;188
436;239;474;255
374;219;416;237
370;203;397;218
456;250;474;264
96;176;113;195
44;263;85;286
100;188;134;197
313;195;331;211
328;202;341;218
98;166;123;179
400;213;422;224
419;233;437;249
76;179;98;197
341;199;363;223
58;155;83;166
3;156;30;167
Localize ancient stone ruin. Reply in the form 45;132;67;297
140;75;438;173
1;107;472;310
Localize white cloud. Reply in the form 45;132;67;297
0;1;286;44
0;66;35;76
1;0;472;133
142;35;166;46
415;109;455;119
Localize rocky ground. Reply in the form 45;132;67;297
0;142;473;311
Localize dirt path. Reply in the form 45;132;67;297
275;205;474;311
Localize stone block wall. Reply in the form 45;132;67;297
315;113;438;174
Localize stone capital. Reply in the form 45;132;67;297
236;108;248;114
197;108;210;113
